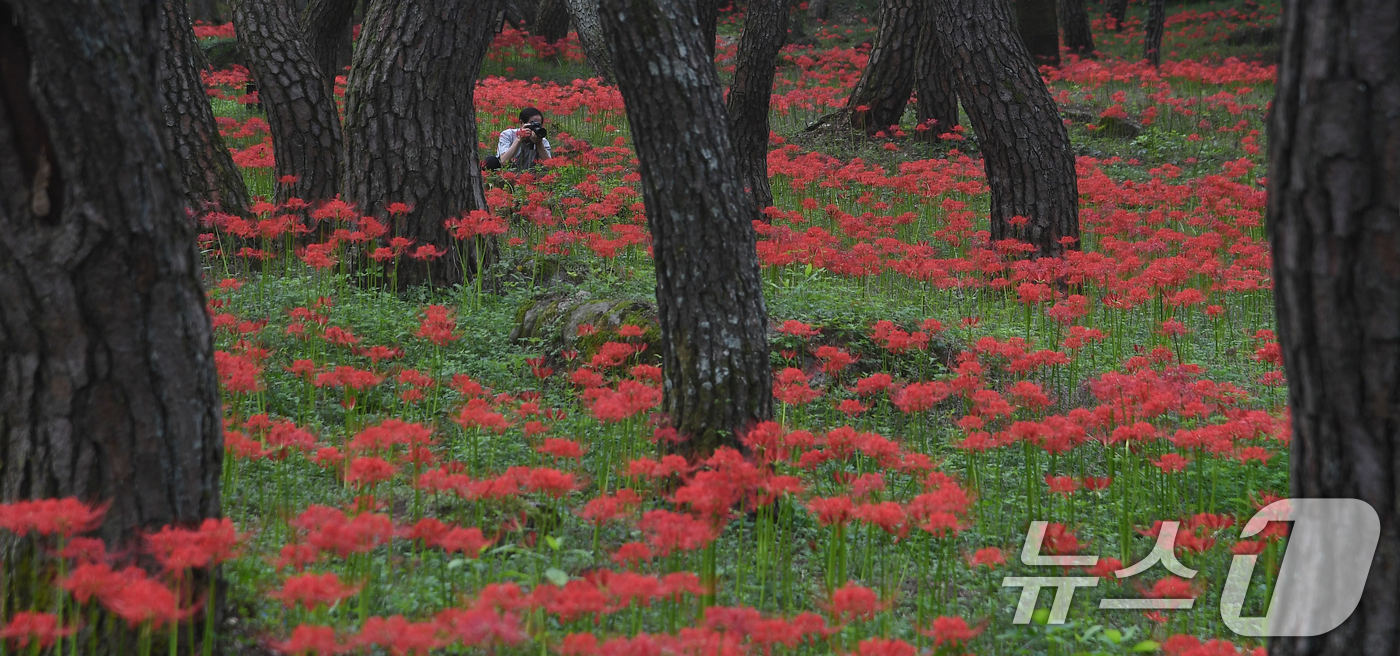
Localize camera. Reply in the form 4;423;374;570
526;121;548;139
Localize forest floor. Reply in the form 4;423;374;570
193;1;1291;654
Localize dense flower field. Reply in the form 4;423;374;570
3;3;1291;655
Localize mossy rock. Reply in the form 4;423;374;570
201;38;244;71
1096;115;1143;139
510;294;660;362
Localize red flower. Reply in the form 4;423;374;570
271;573;362;611
0;612;73;649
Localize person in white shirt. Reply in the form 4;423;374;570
486;107;552;170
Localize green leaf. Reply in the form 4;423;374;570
446;558;466;570
1104;629;1122;644
1131;640;1160;652
1033;608;1051;625
546;535;563;551
544;567;570;586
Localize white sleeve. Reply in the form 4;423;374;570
542;137;552;158
496;130;515;157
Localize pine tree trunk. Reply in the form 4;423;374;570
931;0;1079;257
188;0;223;22
0;0;223;557
843;0;919;133
699;0;720;59
1268;1;1400;654
914;3;958;139
563;0;614;81
726;0;788;209
1142;0;1165;66
343;0;499;290
1105;0;1127;31
1014;0;1060;66
1058;0;1094;58
159;0;252;217
232;0;343;204
301;0;356;85
599;0;772;458
535;0;569;42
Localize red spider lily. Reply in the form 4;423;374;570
1152;453;1192;473
638;510;717;556
1045;475;1081;496
1040;523;1083;555
806;496;854;527
102;573;193;628
273;624;352;655
578;489;642;525
777;320;818;338
145;517;242;574
271;572;362;611
537;438;585;459
346;457;397;488
922;615;985;647
611;542;654;568
356;615;444;655
0;498;106;538
966;547;1005;568
454;398;510;433
0;612;74;649
825;581;885;622
415;305;459;345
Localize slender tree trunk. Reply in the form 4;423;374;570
1013;0;1060;67
232;0;343;204
1142;0;1165;66
563;0;614;81
726;0;788;209
1268;1;1400;654
159;0;252;217
914;4;958;139
188;0;223;22
599;0;772;458
1105;0;1127;31
302;0;356;85
807;0;829;21
1058;0;1094;57
699;0;720;59
534;0;569;42
843;0;919;133
0;0;223;565
931;0;1078;257
343;0;499;290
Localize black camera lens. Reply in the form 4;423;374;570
532;126;548;138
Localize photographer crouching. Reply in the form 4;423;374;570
484;107;552;171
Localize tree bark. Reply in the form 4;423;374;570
726;0;788;209
159;0;252;217
563;0;614;81
699;0;720;59
807;0;829;21
1058;0;1094;58
1143;0;1165;66
534;0;570;42
343;0;499;290
931;0;1078;257
301;0;356;85
843;0;919;133
1105;0;1127;31
1268;1;1400;655
232;0;343;204
599;0;772;458
188;0;223;22
1014;0;1060;67
0;0;223;558
914;3;958;139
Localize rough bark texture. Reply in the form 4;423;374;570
233;0;343;203
188;0;223;22
564;0;614;81
1142;0;1165;66
726;0;788;209
914;5;958;138
1058;0;1094;57
843;0;919;133
1267;1;1400;655
534;0;570;42
1014;0;1060;67
698;0;720;59
343;0;499;289
599;0;772;458
159;0;252;217
931;0;1079;257
0;0;223;551
1105;0;1127;31
302;0;356;85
